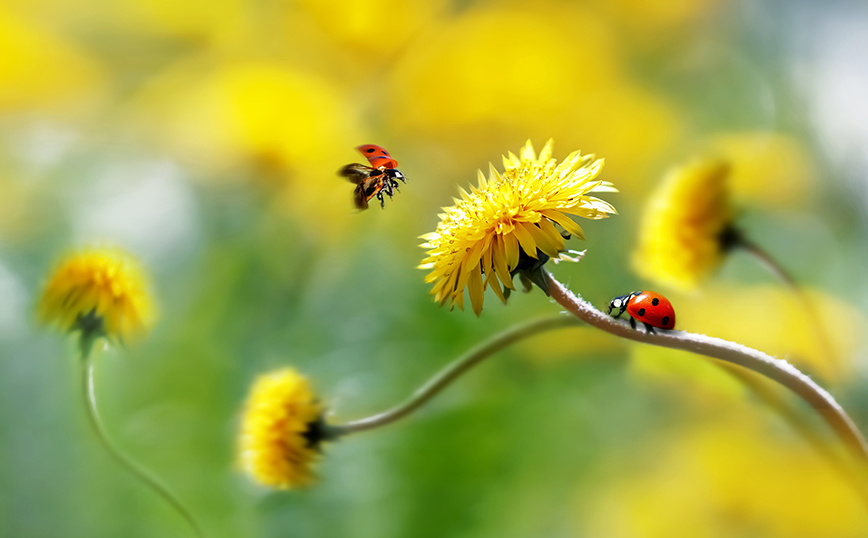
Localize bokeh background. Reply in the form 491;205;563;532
3;0;868;536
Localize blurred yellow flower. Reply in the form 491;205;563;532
0;9;105;111
39;248;154;343
137;62;356;174
387;5;681;191
420;140;616;315
579;411;868;537
132;60;362;235
634;159;733;290
238;368;325;489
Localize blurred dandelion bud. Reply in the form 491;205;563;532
633;159;734;290
419;139;617;315
238;368;328;489
39;248;154;346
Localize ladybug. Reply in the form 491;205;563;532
607;291;675;333
338;145;406;210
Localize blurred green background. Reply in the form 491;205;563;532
3;0;868;536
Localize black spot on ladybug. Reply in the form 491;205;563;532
652;298;659;306
662;316;669;326
366;148;376;153
637;308;645;316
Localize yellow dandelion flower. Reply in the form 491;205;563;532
39;248;154;343
634;159;734;290
420;140;617;315
238;368;326;489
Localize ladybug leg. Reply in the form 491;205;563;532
629;317;636;330
377;192;386;208
386;177;397;197
643;323;656;335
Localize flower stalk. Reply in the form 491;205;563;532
78;334;205;538
324;315;582;438
732;231;839;361
719;363;868;505
543;269;868;464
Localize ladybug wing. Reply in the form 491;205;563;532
352;184;369;210
627;292;676;329
339;163;375;185
357;144;398;169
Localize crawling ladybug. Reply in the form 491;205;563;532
607;291;675;333
338;145;406;210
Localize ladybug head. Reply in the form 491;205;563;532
607;294;627;315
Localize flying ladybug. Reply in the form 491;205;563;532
338;145;406;210
607;290;676;334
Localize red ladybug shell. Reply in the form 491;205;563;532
357;144;398;169
626;291;675;330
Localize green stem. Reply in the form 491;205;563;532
736;235;840;362
325;316;583;437
79;336;205;538
544;270;868;464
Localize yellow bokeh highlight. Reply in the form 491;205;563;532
133;60;364;232
387;4;681;190
580;411;868;538
294;0;448;55
137;61;357;173
573;85;681;189
0;9;105;111
390;6;620;128
709;131;814;207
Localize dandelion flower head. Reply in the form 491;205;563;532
39;247;154;342
238;368;325;489
420;140;617;315
633;159;733;290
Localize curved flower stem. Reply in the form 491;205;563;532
736;235;839;361
543;270;868;464
719;363;868;504
325;316;583;438
79;337;205;538
720;364;844;467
